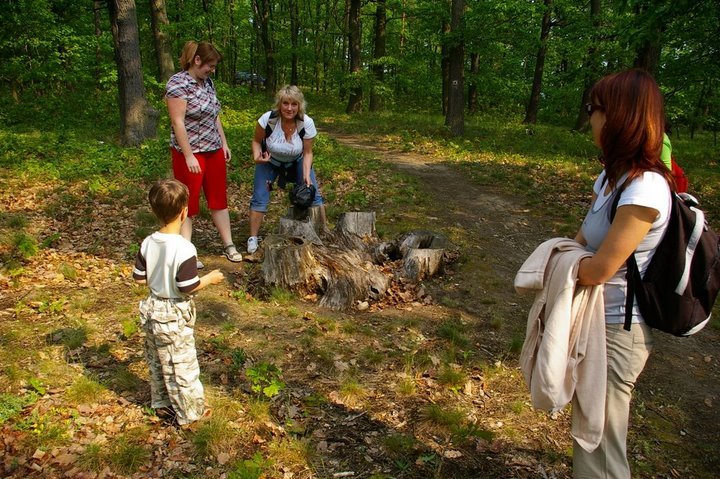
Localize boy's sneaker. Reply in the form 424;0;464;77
196;259;205;270
247;236;259;254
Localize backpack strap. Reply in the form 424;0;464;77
264;111;306;139
609;182;641;332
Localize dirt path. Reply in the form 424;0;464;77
326;129;720;477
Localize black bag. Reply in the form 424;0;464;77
289;184;316;208
611;188;720;336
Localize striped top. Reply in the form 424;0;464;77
166;70;222;153
133;232;200;298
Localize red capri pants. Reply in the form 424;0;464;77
171;148;228;217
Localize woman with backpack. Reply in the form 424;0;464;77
573;69;675;477
247;85;324;254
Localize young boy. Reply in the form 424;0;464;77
133;179;224;426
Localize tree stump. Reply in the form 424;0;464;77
399;231;451;281
256;213;456;311
336;212;376;237
261;235;322;291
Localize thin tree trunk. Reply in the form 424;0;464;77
467;52;479;114
523;0;553;124
108;0;158;146
252;0;275;95
149;0;175;82
573;0;601;131
369;0;387;112
94;0;103;82
346;0;363;113
441;19;450;116
289;0;299;85
444;0;464;136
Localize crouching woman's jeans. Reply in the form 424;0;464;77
249;156;323;213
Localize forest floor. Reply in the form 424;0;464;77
1;129;719;478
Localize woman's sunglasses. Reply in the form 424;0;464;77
586;103;604;116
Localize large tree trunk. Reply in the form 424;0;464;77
444;0;465;136
346;0;363;113
573;0;601;132
632;1;663;75
369;0;387;112
108;0;158;147
523;0;553;125
149;0;175;82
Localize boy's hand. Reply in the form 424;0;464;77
204;269;225;285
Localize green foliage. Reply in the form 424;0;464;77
228;452;269;479
107;432;151;475
65;376;106;405
245;362;285;399
11;232;38;259
0;393;37;424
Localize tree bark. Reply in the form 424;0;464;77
523;0;553;125
149;0;175;82
440;19;450;116
369;0;387;112
289;0;299;85
346;0;363;113
573;0;601;131
108;0;158;146
467;52;479;114
252;0;275;95
444;0;465;136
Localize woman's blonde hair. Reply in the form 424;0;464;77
179;41;221;71
273;85;306;119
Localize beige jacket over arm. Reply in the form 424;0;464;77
515;237;607;452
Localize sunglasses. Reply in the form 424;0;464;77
586;103;604;116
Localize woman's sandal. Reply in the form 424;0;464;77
223;244;243;263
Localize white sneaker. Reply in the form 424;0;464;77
196;259;205;270
247;236;259;254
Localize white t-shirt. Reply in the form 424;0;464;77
258;111;317;163
133;232;200;299
580;170;671;323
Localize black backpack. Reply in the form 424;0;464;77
611;185;720;336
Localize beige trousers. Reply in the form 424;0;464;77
139;296;205;425
573;323;653;479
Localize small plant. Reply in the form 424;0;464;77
339;376;366;405
438;365;467;391
28;377;46;395
508;336;524;355
15;407;69;449
438;319;470;347
245;362;285;399
383;433;416;456
229;452;269;479
120;318;138;338
107;432;150;475
422;403;465;431
269;287;295;304
12;232;38;259
57;262;78;280
0;393;35;424
78;443;104;472
65;376;106;404
396;376;416;396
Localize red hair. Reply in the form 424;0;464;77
591;69;675;190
